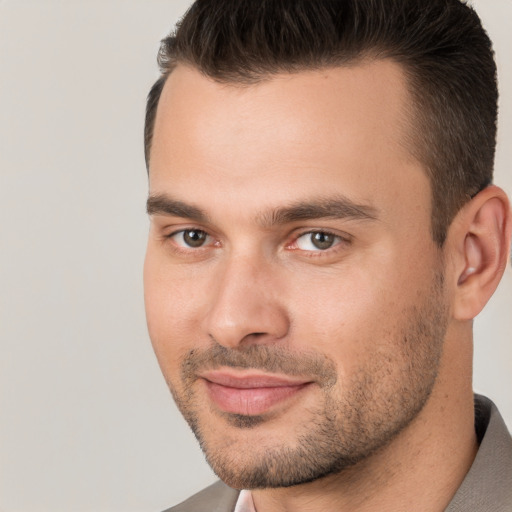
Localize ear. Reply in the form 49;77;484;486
449;185;511;321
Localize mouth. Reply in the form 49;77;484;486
199;370;313;416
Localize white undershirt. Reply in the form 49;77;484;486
233;490;256;512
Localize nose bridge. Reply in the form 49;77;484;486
204;250;289;348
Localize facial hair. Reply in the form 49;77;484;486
166;271;448;490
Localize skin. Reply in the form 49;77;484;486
144;61;511;511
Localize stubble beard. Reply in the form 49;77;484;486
167;272;448;490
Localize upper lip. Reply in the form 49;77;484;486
199;370;312;389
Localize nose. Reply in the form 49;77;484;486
203;255;290;349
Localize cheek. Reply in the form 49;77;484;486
289;268;392;336
285;261;419;375
143;250;207;372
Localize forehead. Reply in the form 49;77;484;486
149;60;429;228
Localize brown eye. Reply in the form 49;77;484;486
311;232;336;250
296;231;340;251
171;229;210;248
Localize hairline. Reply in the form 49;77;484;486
147;52;424;166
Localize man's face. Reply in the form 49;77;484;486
144;61;449;489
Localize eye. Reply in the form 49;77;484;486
295;231;342;251
169;229;210;248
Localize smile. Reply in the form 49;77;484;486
199;370;313;416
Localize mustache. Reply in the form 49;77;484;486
181;343;338;388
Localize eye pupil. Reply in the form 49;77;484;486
311;232;334;250
183;230;207;247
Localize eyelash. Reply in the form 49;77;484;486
163;228;351;256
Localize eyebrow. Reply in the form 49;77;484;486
147;195;210;223
146;193;378;226
258;196;379;227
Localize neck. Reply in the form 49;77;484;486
252;328;477;512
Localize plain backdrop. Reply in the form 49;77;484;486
0;1;510;511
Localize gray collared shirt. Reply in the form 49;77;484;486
445;394;512;511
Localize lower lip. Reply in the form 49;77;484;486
204;380;310;416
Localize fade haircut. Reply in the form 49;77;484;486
144;0;497;245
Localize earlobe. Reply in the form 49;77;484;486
452;186;511;321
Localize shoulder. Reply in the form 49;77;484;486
446;394;512;511
162;480;240;512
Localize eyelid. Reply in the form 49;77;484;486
160;222;210;239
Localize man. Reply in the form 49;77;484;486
143;0;512;510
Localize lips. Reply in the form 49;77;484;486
200;370;312;416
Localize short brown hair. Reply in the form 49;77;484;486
144;0;497;245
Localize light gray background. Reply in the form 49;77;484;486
0;1;510;511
